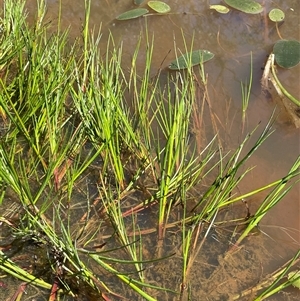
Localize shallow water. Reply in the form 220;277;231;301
0;0;299;300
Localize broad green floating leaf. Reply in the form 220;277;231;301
224;0;263;14
169;50;215;70
273;40;300;69
288;271;300;289
116;8;149;20
134;0;144;4
210;5;230;14
268;8;285;22
147;1;171;13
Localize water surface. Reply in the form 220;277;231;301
0;0;299;300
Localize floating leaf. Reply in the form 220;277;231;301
268;8;285;22
147;1;171;13
288;271;300;289
273;39;300;69
169;50;214;70
116;8;149;20
134;0;144;4
210;5;230;14
224;0;263;14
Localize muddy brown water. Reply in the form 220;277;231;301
0;0;299;300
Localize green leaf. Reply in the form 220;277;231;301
273;40;300;69
268;8;285;22
147;1;171;13
116;8;149;20
210;5;230;14
169;50;215;70
224;0;263;14
288;271;300;289
134;0;145;4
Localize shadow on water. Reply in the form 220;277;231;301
0;0;299;300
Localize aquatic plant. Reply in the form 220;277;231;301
0;0;299;300
241;52;253;133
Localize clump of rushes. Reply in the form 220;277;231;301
0;0;299;300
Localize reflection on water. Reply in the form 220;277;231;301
0;0;299;300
